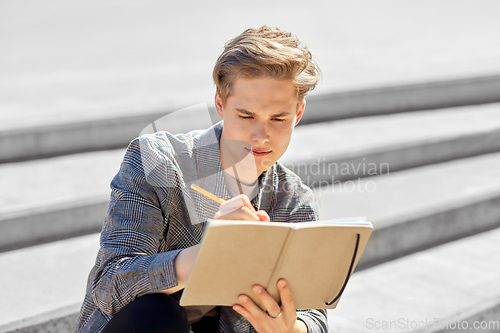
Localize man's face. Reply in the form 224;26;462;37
215;77;305;179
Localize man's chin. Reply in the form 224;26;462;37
256;157;276;173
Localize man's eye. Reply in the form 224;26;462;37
238;115;253;119
272;118;286;122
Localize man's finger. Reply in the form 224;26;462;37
252;285;281;317
218;195;256;215
256;210;270;222
240;206;260;220
219;195;250;211
215;194;262;221
215;207;260;221
239;194;258;214
277;279;296;319
233;295;265;332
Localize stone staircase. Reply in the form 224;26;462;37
2;1;500;332
2;83;500;332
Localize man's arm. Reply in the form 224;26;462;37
155;243;200;295
157;194;271;295
91;137;184;316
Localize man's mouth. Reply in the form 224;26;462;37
246;148;272;157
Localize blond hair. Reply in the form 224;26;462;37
213;26;320;106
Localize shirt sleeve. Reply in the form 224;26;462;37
297;310;328;333
91;136;182;317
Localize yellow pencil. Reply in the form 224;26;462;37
191;184;226;204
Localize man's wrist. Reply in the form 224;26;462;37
294;318;308;333
175;244;200;283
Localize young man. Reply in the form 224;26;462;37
75;26;327;333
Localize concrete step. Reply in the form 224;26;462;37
0;233;100;333
2;104;500;251
2;75;500;164
314;151;500;268
0;149;123;252
328;227;500;333
284;102;500;184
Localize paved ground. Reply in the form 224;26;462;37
328;227;500;332
2;0;500;129
0;233;100;327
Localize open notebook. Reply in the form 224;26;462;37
180;218;373;310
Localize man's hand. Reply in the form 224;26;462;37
158;195;269;295
214;194;270;222
232;279;307;333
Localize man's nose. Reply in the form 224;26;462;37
251;121;270;143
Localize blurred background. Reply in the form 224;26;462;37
1;0;500;332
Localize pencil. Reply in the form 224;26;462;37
191;184;226;204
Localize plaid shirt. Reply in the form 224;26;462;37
75;121;328;333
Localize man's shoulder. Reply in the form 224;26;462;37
118;122;223;189
127;121;223;160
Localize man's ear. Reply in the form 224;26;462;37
294;100;306;126
215;92;224;118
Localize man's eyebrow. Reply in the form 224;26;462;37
235;108;291;117
235;108;253;115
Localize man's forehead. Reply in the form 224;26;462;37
229;79;298;103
